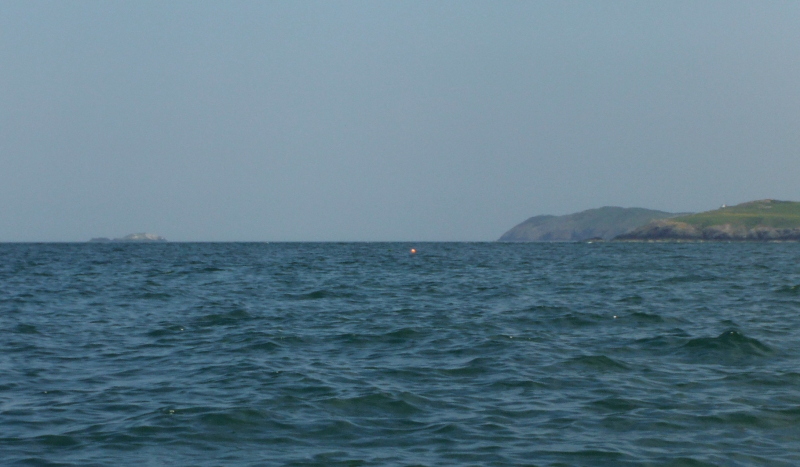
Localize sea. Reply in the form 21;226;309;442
2;242;800;466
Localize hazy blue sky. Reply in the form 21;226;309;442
2;1;799;241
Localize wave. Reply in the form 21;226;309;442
13;323;39;334
194;309;253;327
320;392;423;417
775;284;800;295
661;274;719;284
285;289;361;300
589;396;646;412
618;294;645;304
680;330;772;360
563;355;630;371
628;311;665;323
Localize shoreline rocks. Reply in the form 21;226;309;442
614;220;800;242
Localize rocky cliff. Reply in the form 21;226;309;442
615;200;800;241
499;207;680;242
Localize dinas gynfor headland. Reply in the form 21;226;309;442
499;199;800;242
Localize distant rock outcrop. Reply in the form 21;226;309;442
89;233;167;242
116;233;167;242
498;207;680;242
615;200;800;241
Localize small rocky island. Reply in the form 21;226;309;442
89;233;167;243
615;200;800;241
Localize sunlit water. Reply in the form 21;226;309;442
2;242;800;466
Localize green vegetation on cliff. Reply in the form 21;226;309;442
615;200;800;241
672;200;800;229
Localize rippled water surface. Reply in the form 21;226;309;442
2;242;800;466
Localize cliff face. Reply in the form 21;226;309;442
615;219;800;241
499;207;679;242
615;200;800;241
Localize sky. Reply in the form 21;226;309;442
2;1;799;241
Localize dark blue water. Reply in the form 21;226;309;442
2;242;800;466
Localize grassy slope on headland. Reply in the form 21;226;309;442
614;200;800;241
671;200;800;229
500;200;800;243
